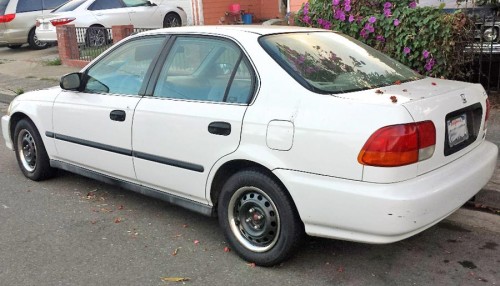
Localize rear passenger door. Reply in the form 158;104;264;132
88;0;131;26
132;35;256;204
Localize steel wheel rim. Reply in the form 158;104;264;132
228;186;280;252
88;28;106;47
166;16;179;27
33;33;47;48
17;129;37;172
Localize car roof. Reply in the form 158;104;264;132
139;25;327;37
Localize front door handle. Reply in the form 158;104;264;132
208;121;231;136
110;110;126;122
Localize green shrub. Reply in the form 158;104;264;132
295;0;474;79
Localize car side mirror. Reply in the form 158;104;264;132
147;1;157;6
60;73;82;90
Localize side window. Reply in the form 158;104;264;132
123;0;149;7
16;0;42;13
85;37;164;95
88;0;124;10
43;0;68;10
153;36;254;103
226;58;253;104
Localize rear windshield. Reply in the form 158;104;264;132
259;32;422;94
0;0;8;15
53;0;85;12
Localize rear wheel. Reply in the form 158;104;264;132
163;13;181;28
14;119;55;181
218;169;304;266
85;26;109;47
28;28;48;50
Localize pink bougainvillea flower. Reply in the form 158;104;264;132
360;29;368;39
332;0;340;6
345;0;351;5
383;2;392;9
335;10;346;21
348;14;355;22
318;18;324;25
409;1;417;8
422;49;430;59
384;8;391;17
344;4;351;12
323;20;332;30
376;35;385;42
403;46;411;55
303;15;311;24
368;16;376;23
393;19;400;26
364;23;375;33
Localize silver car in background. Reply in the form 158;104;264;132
0;0;67;49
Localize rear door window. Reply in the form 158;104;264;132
17;0;42;13
88;0;124;10
43;0;68;10
53;0;86;12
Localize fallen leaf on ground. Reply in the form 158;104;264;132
432;82;437;86
390;96;398;103
117;205;124;210
194;240;200;245
160;277;190;282
375;89;384;94
402;89;407;92
337;266;345;273
247;262;256;268
224;247;231;253
90;220;97;224
114;217;122;223
182;224;188;228
394;80;401;85
172;247;181;256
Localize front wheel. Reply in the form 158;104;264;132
14;119;55;181
218;169;304;266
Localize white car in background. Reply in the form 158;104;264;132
35;0;186;46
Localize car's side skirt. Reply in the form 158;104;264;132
50;160;215;217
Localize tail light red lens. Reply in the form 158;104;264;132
0;13;15;23
358;121;436;167
50;17;75;26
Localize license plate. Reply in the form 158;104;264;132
447;114;469;147
43;23;48;30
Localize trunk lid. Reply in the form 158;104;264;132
338;77;488;177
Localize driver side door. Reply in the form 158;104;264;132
51;36;165;181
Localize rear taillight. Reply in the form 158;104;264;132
358;121;436;167
0;13;15;23
50;17;75;26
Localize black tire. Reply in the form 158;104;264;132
7;44;22;49
163;13;181;28
13;119;55;181
28;28;48;50
218;169;304;266
85;26;109;47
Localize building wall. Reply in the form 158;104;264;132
202;0;281;25
289;0;304;13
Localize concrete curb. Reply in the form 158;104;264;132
0;93;15;104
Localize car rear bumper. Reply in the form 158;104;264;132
0;28;28;45
1;115;13;150
35;28;57;42
274;140;498;244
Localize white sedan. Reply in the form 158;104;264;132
35;0;187;46
2;26;497;266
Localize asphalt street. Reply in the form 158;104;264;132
0;102;499;285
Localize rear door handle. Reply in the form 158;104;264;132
208;121;231;136
110;110;126;122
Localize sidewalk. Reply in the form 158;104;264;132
0;46;499;213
